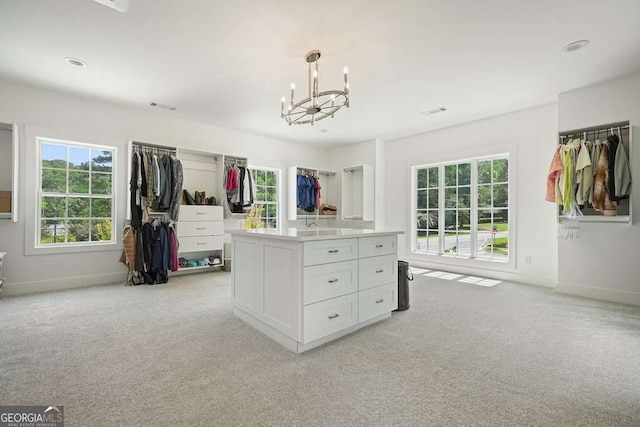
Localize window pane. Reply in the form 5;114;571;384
267;188;276;202
266;171;276;186
91;150;113;172
428;167;438;188
477;231;494;259
42;169;67;193
256;188;266;201
91;173;112;195
68;220;90;242
427;230;439;253
41;220;66;244
445;165;457;186
478;185;491;208
444;210;456;230
68;197;90;218
458;210;471;231
493;158;508;183
458;186;470;208
91;219;112;241
478;160;491;184
416;210;429;229
69;171;90;193
267;204;277;218
416;229;427;252
417;169;428;188
493;210;509;261
477;210;493;231
457;232;471;256
417;189;428;209
427;210;439;230
443;233;458;254
494;208;508;226
428;189;439;209
92;198;112;217
444;187;457;208
458;163;471;185
255;170;266;186
493;183;508;207
69;147;90;170
41;196;66;218
41;143;67;169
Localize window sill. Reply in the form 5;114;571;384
26;241;120;256
408;251;515;272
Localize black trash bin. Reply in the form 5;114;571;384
395;260;412;311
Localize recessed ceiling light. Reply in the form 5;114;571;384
420;107;448;116
319;129;329;133
563;40;590;53
150;102;177;111
65;57;87;67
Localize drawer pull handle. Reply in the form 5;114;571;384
328;249;339;254
376;298;384;304
196;212;206;215
196;227;206;230
328;279;339;283
375;244;384;248
328;313;340;320
376;269;384;273
197;242;206;245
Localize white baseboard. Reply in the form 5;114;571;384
556;282;640;306
0;272;124;297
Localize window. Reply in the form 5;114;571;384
38;139;115;247
250;168;279;228
414;155;509;262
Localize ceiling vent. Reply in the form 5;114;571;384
92;0;130;13
421;107;448;116
150;102;176;111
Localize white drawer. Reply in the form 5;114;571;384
178;235;223;253
359;283;396;323
180;205;223;221
358;235;397;258
303;293;358;343
177;221;223;237
303;260;358;305
303;238;357;266
358;254;397;291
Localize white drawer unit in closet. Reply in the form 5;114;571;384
358;235;397;258
303;238;358;266
177;205;224;253
358;283;396;323
303;293;358;343
358;253;397;291
303;260;358;305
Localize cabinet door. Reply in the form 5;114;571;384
358;254;397;290
303;260;358;305
303;293;358;343
359;283;396;323
303;238;358;266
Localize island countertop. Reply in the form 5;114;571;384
227;227;404;241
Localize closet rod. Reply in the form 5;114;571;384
558;121;629;137
132;140;177;152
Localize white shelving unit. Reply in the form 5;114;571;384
288;166;337;221
342;164;374;221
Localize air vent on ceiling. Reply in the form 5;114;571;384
150;102;176;111
92;0;130;13
421;107;448;115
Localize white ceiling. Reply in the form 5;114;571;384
1;0;640;146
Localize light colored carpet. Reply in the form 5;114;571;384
1;272;639;426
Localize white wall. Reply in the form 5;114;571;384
385;103;559;287
556;72;640;305
0;80;330;296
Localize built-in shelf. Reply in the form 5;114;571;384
342;165;374;221
288;166;338;221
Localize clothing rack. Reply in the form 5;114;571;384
132;141;177;156
558;121;630;143
297;168;317;177
224;155;247;167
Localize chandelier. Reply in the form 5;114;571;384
281;50;349;125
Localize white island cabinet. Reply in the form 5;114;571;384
228;228;403;353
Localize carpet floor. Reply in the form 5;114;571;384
0;272;639;426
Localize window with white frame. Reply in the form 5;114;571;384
414;155;509;262
38;139;115;246
250;168;279;228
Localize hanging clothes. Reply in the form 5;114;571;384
614;136;631;199
575;141;593;206
168;155;183;221
592;143;617;216
606;134;619;201
545;145;562;203
221;164;233;218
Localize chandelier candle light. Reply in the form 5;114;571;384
281;50;349;125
